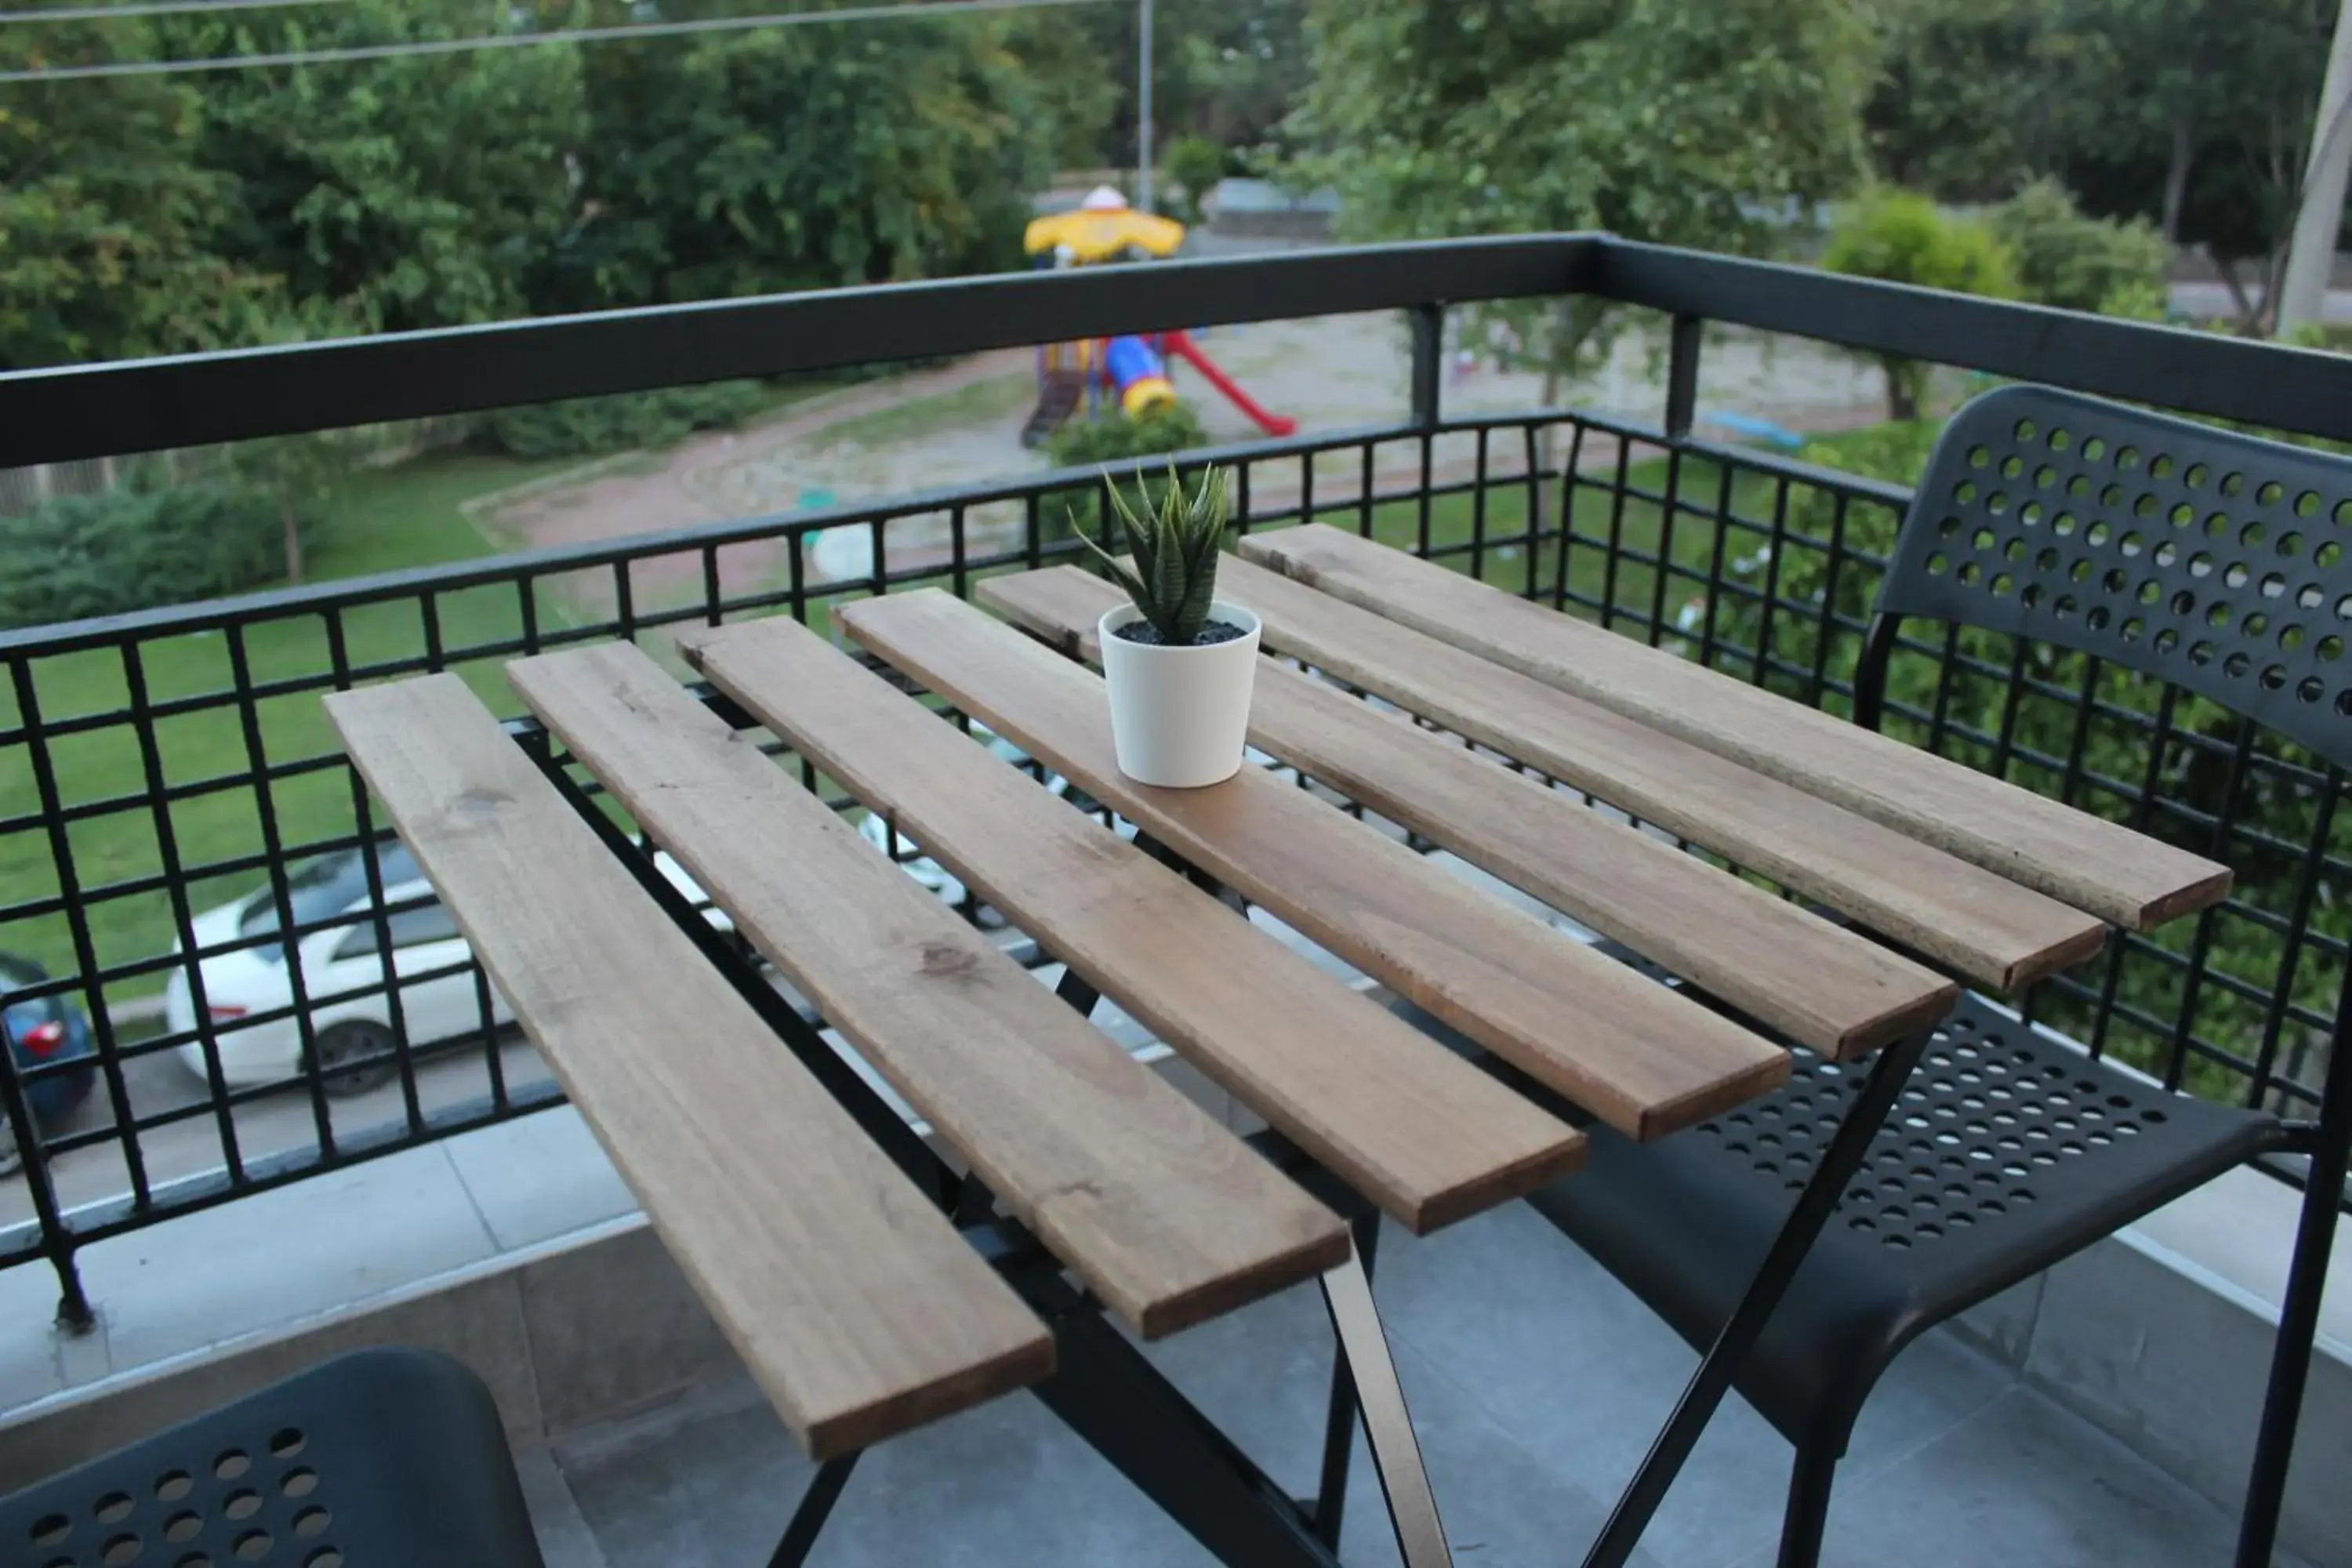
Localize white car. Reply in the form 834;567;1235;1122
857;731;1140;914
165;840;726;1096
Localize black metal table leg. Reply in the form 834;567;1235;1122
765;1453;861;1568
1577;1028;1932;1568
1311;1215;1375;1552
1035;1288;1345;1568
1319;1215;1452;1568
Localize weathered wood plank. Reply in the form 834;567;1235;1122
508;641;1348;1339
678;615;1584;1231
980;566;1960;1058
839;590;1792;1142
325;673;1053;1460
1181;551;2107;991
1240;524;2230;931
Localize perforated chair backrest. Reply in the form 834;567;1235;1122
1878;384;2352;774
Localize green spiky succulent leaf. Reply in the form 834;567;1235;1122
1074;462;1231;643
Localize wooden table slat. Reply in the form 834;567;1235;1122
839;590;1792;1142
981;566;1960;1058
680;615;1585;1231
1190;551;2107;991
509;641;1349;1338
1240;524;2231;932
325;674;1054;1460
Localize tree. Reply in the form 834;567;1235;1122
1290;0;1874;392
548;12;1053;310
2053;0;2336;328
1863;0;2073;203
1864;0;2343;331
0;20;282;367
1820;189;2017;418
157;0;586;334
1163;136;1226;225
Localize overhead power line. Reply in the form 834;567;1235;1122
0;0;1115;79
0;0;358;27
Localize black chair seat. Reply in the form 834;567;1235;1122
1393;991;2277;1454
4;1347;544;1568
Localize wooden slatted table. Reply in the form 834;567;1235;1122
1238;524;2231;931
322;531;2229;1568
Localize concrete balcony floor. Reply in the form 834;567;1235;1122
524;1200;2313;1568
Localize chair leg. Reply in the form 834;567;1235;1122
1777;1444;1836;1568
2234;1110;2350;1561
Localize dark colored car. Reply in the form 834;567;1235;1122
1;953;96;1176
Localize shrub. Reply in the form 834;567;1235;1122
481;380;771;459
1041;402;1208;468
1163;136;1227;226
1820;191;2017;419
0;482;285;628
1042;402;1211;552
1989;179;2170;319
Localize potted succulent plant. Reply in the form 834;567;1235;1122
1080;463;1260;787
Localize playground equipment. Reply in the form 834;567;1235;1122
1019;190;1297;448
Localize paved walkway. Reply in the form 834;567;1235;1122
524;1199;2306;1568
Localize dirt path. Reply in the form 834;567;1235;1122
479;313;1886;618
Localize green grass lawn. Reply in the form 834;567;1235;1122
0;449;585;990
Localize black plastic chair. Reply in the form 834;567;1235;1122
2;1347;546;1568
1400;385;2352;1568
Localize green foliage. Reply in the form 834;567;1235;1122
2054;0;2330;274
1990;179;2171;318
1043;403;1209;468
1864;0;2071;202
155;0;586;335
0;482;286;627
1711;419;2341;1088
1290;0;1874;379
550;17;1048;310
1058;0;1307;171
1821;189;2018;294
1864;0;2338;328
0;20;288;368
999;13;1124;172
1820;190;2016;417
481;382;771;460
1080;465;1233;645
1044;405;1210;554
1163;136;1227;225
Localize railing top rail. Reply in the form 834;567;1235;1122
0;236;1595;466
12;234;2352;471
1596;240;2352;447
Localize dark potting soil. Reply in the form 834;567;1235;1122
1112;618;1249;647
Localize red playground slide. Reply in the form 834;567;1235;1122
1160;330;1298;437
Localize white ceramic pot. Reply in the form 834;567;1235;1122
1098;600;1261;787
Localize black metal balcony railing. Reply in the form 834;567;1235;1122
0;235;2347;1330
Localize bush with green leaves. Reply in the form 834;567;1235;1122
481;380;771;459
1989;179;2170;320
1042;401;1207;468
1820;191;2018;419
1163;136;1227;225
0;481;285;628
1043;403;1210;549
1708;421;2338;1099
